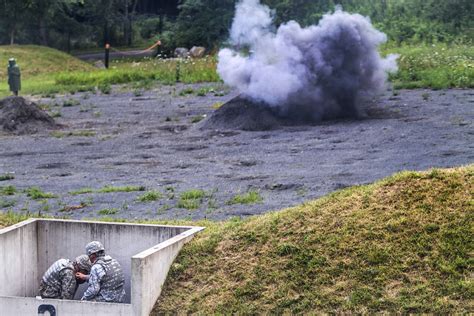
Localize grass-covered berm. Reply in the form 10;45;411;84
150;165;473;314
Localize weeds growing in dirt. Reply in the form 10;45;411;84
98;208;118;215
137;191;163;202
177;189;206;210
227;190;263;205
98;185;146;193
62;99;80;107
0;174;14;181
25;187;57;199
0;185;17;196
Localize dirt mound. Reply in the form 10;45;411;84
201;96;287;131
202;95;403;131
0;97;57;135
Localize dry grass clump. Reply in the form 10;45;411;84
153;165;473;314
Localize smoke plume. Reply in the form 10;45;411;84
218;0;398;121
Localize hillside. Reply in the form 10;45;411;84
0;45;92;81
153;165;473;314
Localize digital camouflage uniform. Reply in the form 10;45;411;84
81;254;126;302
7;58;21;95
39;259;77;299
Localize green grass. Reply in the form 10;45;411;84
227;190;263;205
25;187;57;199
137;191;163;202
69;188;94;195
0;185;16;196
0;174;14;181
0;45;218;97
97;208;118;216
382;43;474;89
152;164;473;314
177;189;206;210
62;98;80;107
98;185;146;193
69;185;146;195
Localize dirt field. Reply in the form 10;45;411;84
0;84;472;221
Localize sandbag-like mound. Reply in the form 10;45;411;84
201;96;288;131
0;96;57;135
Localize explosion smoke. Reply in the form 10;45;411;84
217;0;398;121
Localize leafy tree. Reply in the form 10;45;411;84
0;0;33;44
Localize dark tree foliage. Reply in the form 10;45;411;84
0;0;472;50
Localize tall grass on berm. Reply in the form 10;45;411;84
56;57;220;87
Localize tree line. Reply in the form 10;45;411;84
0;0;472;52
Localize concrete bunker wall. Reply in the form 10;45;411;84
0;219;38;297
0;219;203;316
36;220;189;302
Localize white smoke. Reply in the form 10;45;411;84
218;1;398;121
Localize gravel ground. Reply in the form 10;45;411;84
0;84;472;221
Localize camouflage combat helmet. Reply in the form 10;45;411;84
86;241;105;256
75;254;92;272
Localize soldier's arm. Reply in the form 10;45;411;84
81;265;105;300
60;269;77;300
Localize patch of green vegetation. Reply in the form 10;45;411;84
382;44;474;89
0;198;16;208
0;174;14;181
62;98;80;107
137;191;163;202
25;187;57;199
98;82;111;94
50;130;96;138
177;189;206;210
133;89;143;97
0;210;31;228
98;185;146;193
71;185;146;195
179;87;194;96
97;208;118;216
69;188;94;195
227;190;263;205
0;185;16;196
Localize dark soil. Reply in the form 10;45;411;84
201;96;285;131
0;96;57;135
0;84;472;221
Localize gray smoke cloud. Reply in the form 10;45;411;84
217;0;398;121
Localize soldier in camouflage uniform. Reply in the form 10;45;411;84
78;241;126;303
7;58;21;96
39;255;91;299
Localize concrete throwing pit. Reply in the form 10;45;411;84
0;218;204;315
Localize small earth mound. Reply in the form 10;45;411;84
202;95;402;131
0;96;57;135
201;96;286;131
